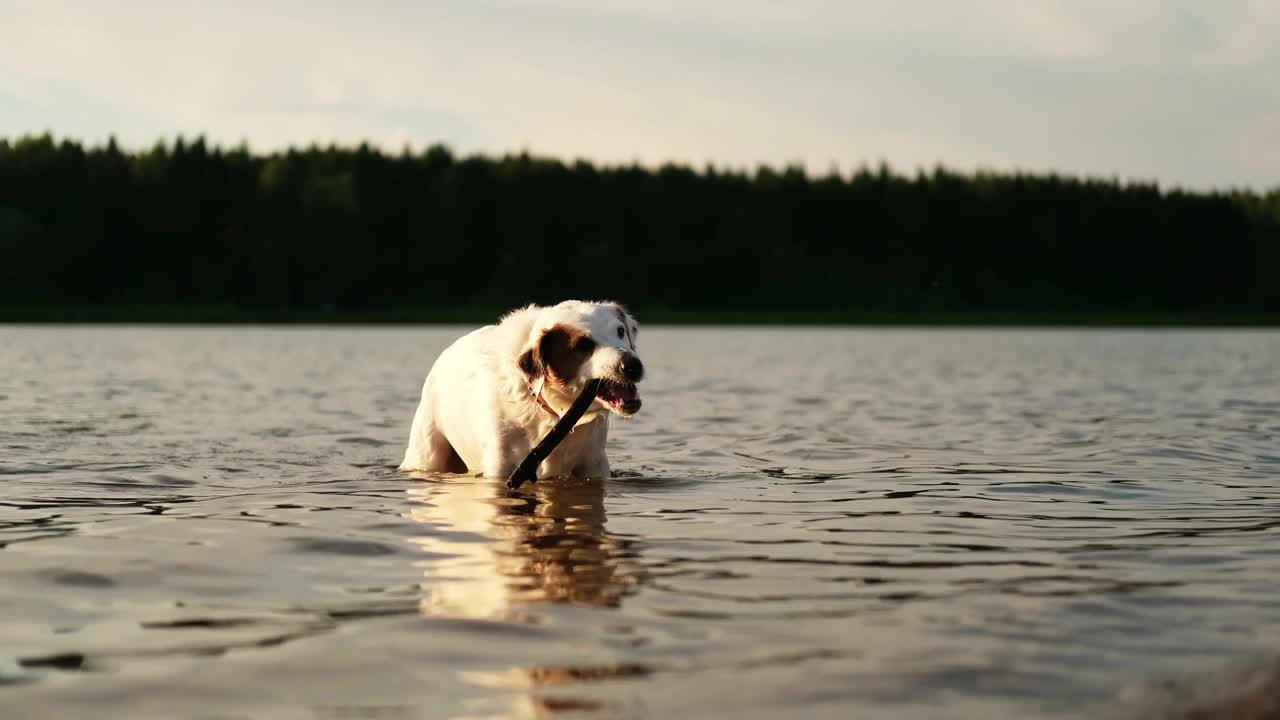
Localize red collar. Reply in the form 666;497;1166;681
528;379;562;421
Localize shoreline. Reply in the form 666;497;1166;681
2;305;1278;327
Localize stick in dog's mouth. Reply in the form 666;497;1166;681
506;378;603;489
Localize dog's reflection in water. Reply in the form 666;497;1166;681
405;476;639;621
406;477;650;718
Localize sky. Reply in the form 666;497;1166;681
0;1;1276;190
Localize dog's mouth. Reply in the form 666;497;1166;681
597;380;641;416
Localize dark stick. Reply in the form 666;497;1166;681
506;378;603;489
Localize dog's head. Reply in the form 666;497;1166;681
517;301;644;417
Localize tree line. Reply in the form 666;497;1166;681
1;133;1277;323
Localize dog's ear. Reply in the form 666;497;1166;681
533;325;595;386
517;346;540;380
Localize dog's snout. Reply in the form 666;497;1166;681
621;354;644;382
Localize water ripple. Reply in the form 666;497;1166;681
1;326;1279;719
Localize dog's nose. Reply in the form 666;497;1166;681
621;354;645;382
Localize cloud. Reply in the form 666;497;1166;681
0;0;1275;189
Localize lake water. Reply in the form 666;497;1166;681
2;326;1280;719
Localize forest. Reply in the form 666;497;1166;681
1;133;1277;323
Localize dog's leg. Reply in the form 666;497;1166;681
578;445;611;480
399;393;467;473
400;422;466;473
571;420;612;480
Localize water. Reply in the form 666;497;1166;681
2;326;1279;719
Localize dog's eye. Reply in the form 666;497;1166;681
616;326;625;339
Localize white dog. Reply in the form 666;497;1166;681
399;300;644;480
